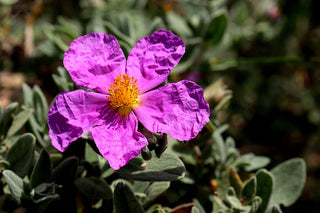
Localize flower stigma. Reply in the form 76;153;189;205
107;74;141;116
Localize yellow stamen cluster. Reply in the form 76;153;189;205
107;74;141;116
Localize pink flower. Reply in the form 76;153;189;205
47;29;210;170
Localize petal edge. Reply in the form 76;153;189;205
134;80;210;141
127;29;185;93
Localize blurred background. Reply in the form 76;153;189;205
0;0;319;212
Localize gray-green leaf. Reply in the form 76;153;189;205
117;153;185;181
241;177;257;204
30;149;52;188
203;11;228;45
75;177;112;200
269;158;306;207
5;133;35;177
3;170;30;204
255;169;274;213
142;182;170;206
7;108;33;137
114;181;145;213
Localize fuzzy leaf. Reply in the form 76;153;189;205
226;188;251;212
133;181;149;193
0;102;18;139
212;127;228;164
269;158;306;207
32;85;49;128
3;170;29;204
251;196;262;213
22;83;33;108
5;133;35;177
166;12;192;37
266;205;283;213
255;170;274;213
234;153;270;172
75;177;112;200
228;167;243;197
211;195;228;212
52;157;78;185
203;11;228;45
117;153;185;181
192;199;206;213
52;66;73;92
241;177;257;204
191;207;201;213
7;108;33;137
114;182;145;213
85;142;99;165
142;182;170;206
32;182;60;204
30;149;52;188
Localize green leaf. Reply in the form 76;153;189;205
52;157;79;185
234;153;270;172
117;152;185;181
5;133;35;177
171;141;196;165
32;182;60;204
212;126;228;164
142;182;170;206
228;167;243;197
104;21;135;47
269;158;306;207
191;206;201;213
7;108;33;137
75;177;112;200
211;195;228;212
251;196;262;213
3;170;29;204
23;83;49;147
30;149;52;188
133;181;149;193
22;83;33;107
85;142;99;165
226;187;251;212
192;198;206;213
32;85;49;128
0;157;10;169
241;177;257;204
166;12;193;37
255;170;274;213
56;16;81;39
0;102;18;139
27;115;49;147
203;11;228;45
52;66;73;92
114;182;145;213
42;25;69;52
266;205;283;213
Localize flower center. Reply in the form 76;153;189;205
107;74;141;116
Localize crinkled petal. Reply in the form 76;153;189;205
127;29;185;93
90;112;148;170
63;32;126;93
134;80;210;141
47;90;110;151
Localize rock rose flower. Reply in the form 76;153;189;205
47;29;210;170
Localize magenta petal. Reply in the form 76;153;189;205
127;29;185;93
47;90;110;152
90;112;148;170
134;80;210;141
63;32;126;93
